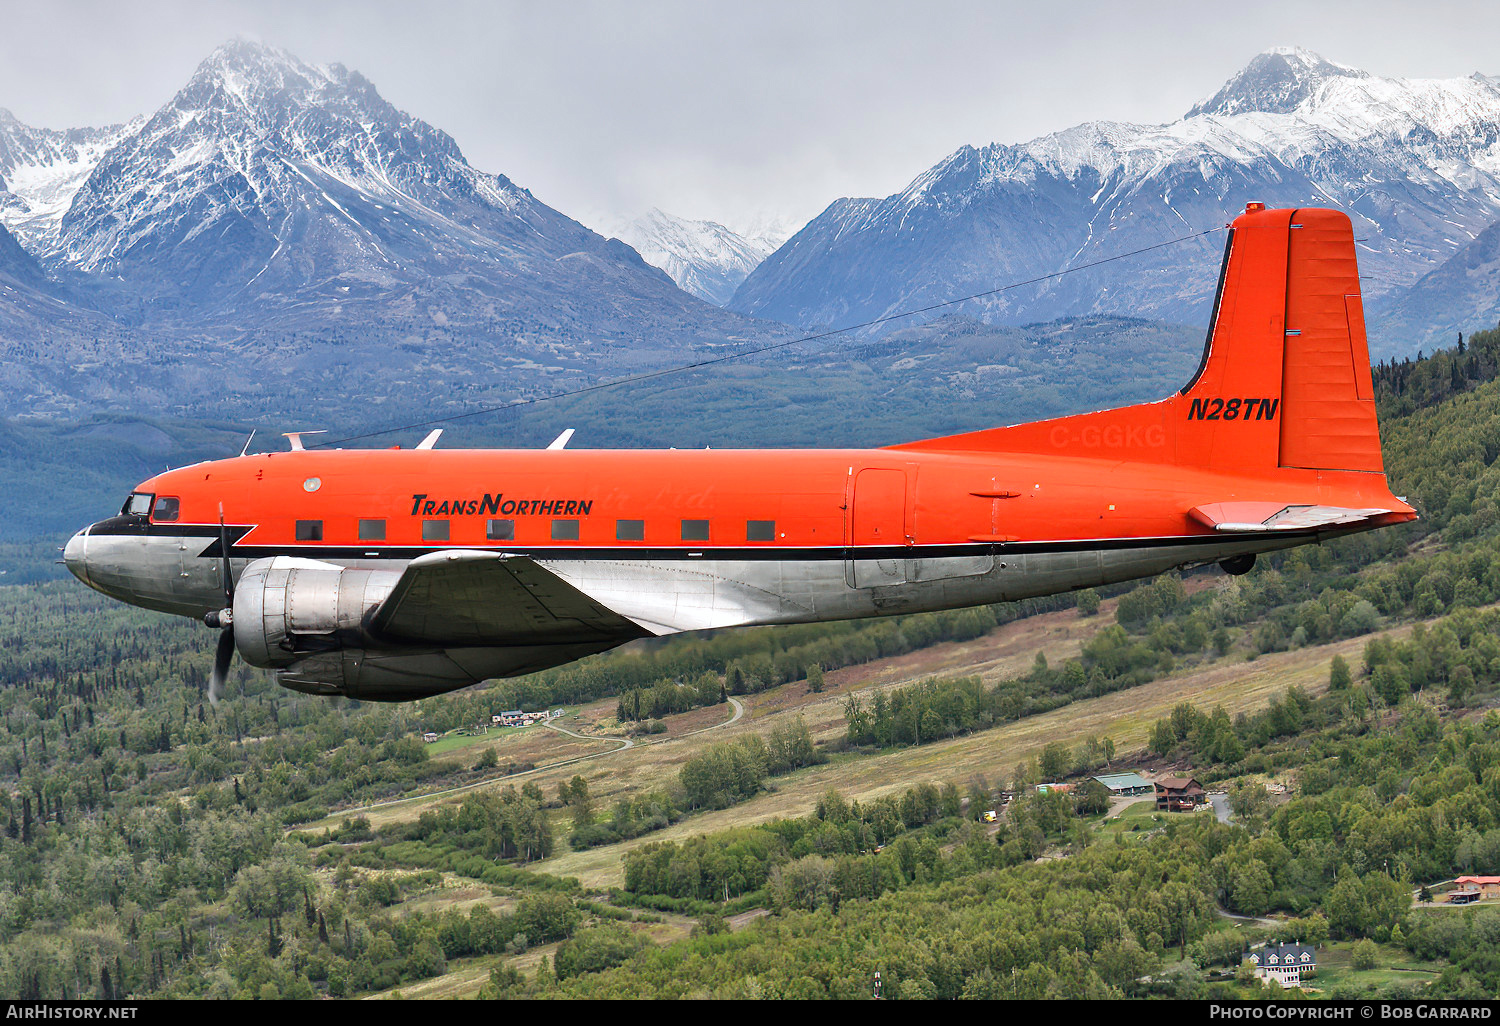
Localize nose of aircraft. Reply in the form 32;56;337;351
63;527;92;587
61;517;226;619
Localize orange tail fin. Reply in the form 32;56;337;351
891;205;1385;474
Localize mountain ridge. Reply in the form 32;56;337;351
1375;218;1500;354
4;41;1499;426
730;48;1500;358
608;208;786;305
0;40;786;421
0;107;140;255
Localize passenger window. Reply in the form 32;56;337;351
422;520;449;542
152;497;180;522
616;519;644;541
552;519;579;541
681;519;709;541
487;519;515;541
747;520;775;541
295;519;323;541
358;519;386;541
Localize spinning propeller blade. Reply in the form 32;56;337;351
206;502;237;705
209;626;235;705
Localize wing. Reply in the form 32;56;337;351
1189;501;1401;533
371;549;648;647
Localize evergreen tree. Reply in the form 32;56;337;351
1329;655;1352;690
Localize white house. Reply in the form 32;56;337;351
1248;943;1316;987
492;709;549;728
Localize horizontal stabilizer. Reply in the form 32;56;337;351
1189;502;1396;533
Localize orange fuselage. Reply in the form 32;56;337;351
136;445;1406;559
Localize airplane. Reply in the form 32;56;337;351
63;204;1416;702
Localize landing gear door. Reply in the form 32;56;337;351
847;468;908;589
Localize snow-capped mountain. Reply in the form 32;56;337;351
731;47;1500;356
1185;47;1371;118
611;208;785;305
0;110;139;255
50;43;700;322
0;40;786;421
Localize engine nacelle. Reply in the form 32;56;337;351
228;556;622;701
232;557;398;669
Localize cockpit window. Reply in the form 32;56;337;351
152;497;180;522
123;492;154;516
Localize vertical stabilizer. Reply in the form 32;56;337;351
890;205;1386;475
1276;211;1381;471
1174;205;1382;472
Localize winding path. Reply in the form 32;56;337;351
547;694;745;749
1209;793;1234;824
544;719;634;751
1213;904;1280;928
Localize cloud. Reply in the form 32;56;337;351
3;0;1499;235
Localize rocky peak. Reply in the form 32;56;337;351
1186;46;1368;119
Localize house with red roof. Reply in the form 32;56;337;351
1453;876;1500;901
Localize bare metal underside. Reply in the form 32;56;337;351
66;526;1306;700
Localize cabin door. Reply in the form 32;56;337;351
847;468;908;588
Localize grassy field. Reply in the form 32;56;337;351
423;722;607;765
360;905;695;1002
1094;797;1181;844
424;726;538;757
1305;942;1442;994
385;875;518;918
364;957;497;1000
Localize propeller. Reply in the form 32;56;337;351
210;627;236;704
205;503;237;704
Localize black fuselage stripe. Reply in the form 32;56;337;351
86;518;1323;560
202;534;1315;562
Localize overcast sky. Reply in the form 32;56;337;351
3;1;1499;236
